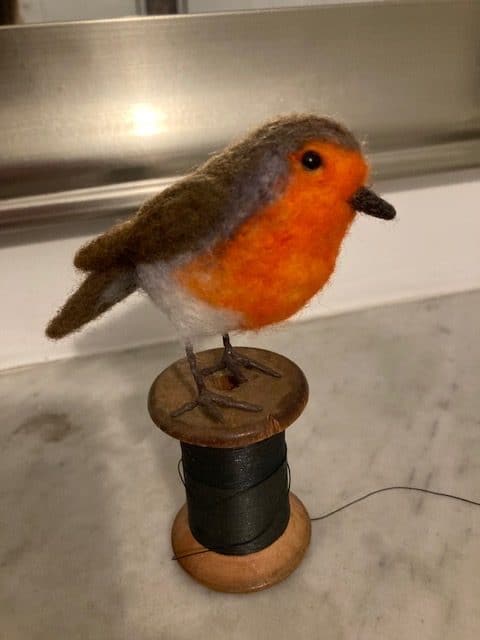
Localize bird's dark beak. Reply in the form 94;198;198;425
350;187;396;220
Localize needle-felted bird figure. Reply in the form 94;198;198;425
46;114;396;419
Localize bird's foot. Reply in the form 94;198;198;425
202;347;282;385
170;388;262;422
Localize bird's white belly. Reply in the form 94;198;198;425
136;259;243;339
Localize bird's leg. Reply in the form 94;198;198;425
202;334;282;384
170;341;262;421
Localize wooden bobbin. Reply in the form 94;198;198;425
148;347;311;593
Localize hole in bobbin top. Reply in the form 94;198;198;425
209;372;241;391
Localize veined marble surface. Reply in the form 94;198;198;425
1;291;479;640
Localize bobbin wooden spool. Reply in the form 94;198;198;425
148;347;311;593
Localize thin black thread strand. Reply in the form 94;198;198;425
172;547;210;561
310;485;480;521
172;485;480;561
177;458;184;486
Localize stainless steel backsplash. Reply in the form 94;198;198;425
0;1;479;230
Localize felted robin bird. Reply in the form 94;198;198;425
46;114;396;418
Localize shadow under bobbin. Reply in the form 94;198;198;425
148;347;311;593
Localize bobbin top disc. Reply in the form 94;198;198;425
148;347;308;448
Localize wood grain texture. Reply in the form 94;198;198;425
148;347;309;447
171;493;311;593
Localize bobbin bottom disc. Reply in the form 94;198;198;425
171;493;311;593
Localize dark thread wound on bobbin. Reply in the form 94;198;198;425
180;433;290;556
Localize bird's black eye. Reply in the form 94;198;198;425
301;150;323;170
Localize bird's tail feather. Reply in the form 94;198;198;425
46;267;137;339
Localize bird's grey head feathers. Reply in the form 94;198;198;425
239;114;360;155
199;114;360;237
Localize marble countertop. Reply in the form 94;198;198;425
1;291;479;640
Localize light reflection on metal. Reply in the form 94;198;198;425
131;103;165;137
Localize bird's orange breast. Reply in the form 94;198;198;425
175;145;366;329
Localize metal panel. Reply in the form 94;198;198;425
0;1;479;230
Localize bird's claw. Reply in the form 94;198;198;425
171;389;262;422
202;349;281;384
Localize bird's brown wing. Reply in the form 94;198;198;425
74;175;229;272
